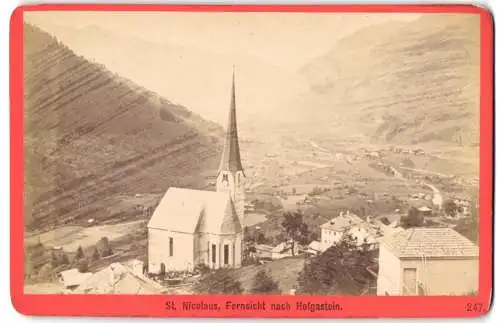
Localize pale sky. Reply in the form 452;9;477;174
24;11;424;125
25;11;421;70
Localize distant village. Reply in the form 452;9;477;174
25;73;479;297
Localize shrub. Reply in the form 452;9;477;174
194;268;243;294
91;248;100;261
250;270;281;294
37;263;54;281
194;263;210;275
74;246;85;261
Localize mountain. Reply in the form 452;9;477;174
23;24;223;230
290;14;480;147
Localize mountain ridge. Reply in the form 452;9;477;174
291;14;480;147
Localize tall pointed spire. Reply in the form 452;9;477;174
218;67;244;175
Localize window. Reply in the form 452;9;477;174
403;268;417;295
211;244;216;264
222;174;229;182
224;245;229;265
169;237;173;257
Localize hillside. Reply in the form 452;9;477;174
23;24;223;231
292;14;480;147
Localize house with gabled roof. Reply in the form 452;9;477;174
377;228;478;296
74;262;165;294
320;211;377;251
147;70;245;273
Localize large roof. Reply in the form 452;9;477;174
147;187;242;235
74;263;164;295
218;70;244;175
381;228;478;259
58;268;92;288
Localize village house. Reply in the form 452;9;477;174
57;268;93;291
306;240;322;256
320;211;377;251
148;71;246;273
271;240;300;260
253;241;300;260
74;262;165;294
377;228;478;296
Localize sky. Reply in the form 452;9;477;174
24;11;421;70
24;11;424;125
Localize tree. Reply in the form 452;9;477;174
74;246;85;261
91;248;100;261
296;233;376;295
51;250;70;268
256;231;266;244
401;207;424;228
281;211;309;256
194;268;243;294
250;270;281;294
454;196;478;243
76;259;89;273
443;199;459;217
97;237;113;257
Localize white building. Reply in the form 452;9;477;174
320;211;377;251
377;228;479;296
148;188;243;272
147;70;246;273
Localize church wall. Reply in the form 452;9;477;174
148;228;194;273
195;232;242;269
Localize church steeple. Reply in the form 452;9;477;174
218;67;244;176
217;67;245;224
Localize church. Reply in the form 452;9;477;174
147;71;245;273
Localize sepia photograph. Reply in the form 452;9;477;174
21;9;481;298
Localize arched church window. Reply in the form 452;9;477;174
222;173;229;182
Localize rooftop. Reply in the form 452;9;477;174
321;212;363;232
381;228;478;259
74;263;164;295
147;187;242;234
57;268;93;288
